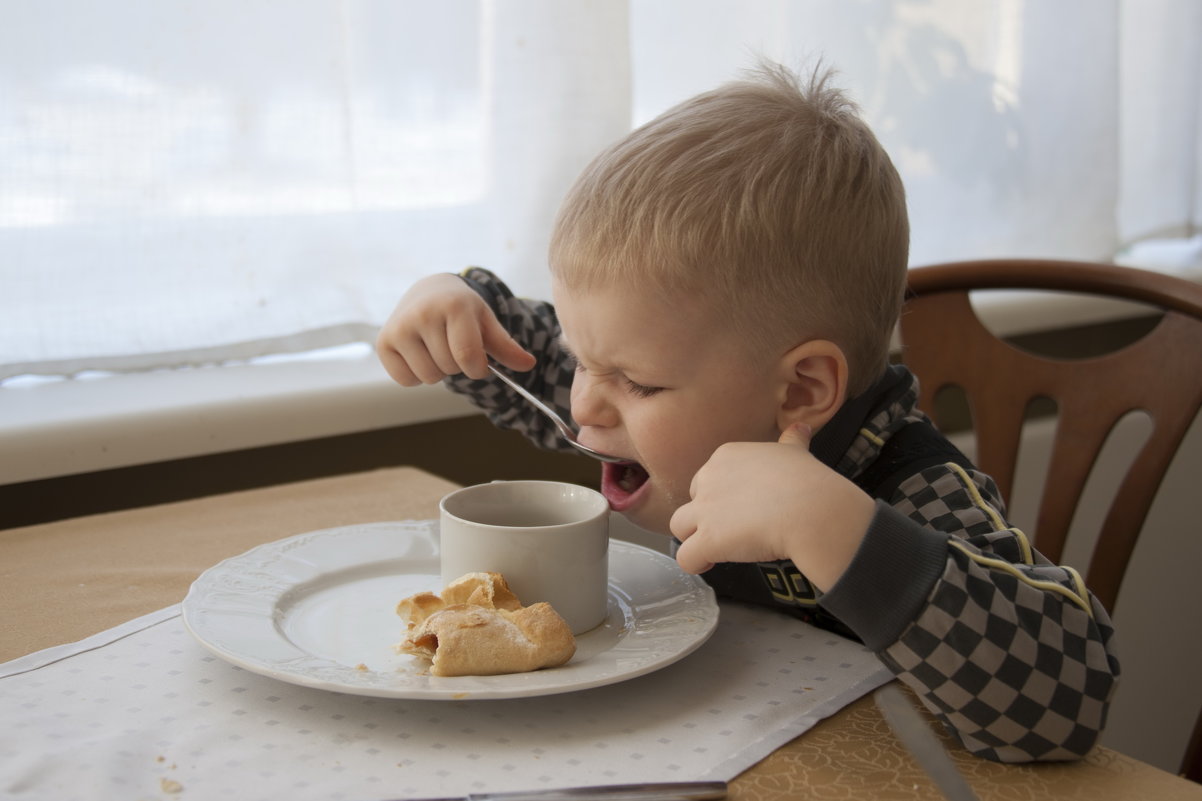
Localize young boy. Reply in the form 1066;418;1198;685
376;63;1119;763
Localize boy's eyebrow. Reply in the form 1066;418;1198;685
556;335;577;361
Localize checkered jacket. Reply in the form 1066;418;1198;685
445;267;1120;763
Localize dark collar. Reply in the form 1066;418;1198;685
809;364;910;469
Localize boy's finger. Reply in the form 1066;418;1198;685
668;501;698;543
403;345;452;385
674;539;715;575
778;422;813;448
377;347;421;387
425;334;469;380
446;315;489;380
481;313;537;372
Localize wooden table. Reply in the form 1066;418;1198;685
3;466;1199;800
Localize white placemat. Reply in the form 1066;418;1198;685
2;599;890;801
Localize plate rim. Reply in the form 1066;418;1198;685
182;520;719;700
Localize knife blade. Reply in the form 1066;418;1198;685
399;780;728;801
874;683;980;801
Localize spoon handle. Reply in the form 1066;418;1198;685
487;364;576;439
486;364;626;463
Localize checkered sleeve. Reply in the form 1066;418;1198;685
441;267;579;455
878;463;1121;762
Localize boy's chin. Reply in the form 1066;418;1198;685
616;502;675;538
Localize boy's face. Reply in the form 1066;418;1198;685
552;278;784;534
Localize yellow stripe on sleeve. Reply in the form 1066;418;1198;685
1010;527;1035;565
945;462;1006;530
948;539;1094;617
941;461;1035;564
859;427;885;448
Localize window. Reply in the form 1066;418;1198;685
3;0;1199;383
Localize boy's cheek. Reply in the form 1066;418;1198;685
624;496;675;536
650;483;694;534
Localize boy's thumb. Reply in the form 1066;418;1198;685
778;422;813;448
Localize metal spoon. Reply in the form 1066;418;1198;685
487;364;626;463
874;684;980;801
400;780;728;801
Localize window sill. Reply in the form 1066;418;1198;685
0;345;476;485
3;250;1198;487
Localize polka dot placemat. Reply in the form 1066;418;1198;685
2;601;889;799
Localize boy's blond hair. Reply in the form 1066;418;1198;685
549;62;908;397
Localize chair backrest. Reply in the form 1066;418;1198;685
900;258;1202;611
899;258;1202;780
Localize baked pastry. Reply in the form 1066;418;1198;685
395;572;576;677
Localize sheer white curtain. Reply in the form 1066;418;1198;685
630;0;1200;265
1;0;630;380
2;0;1198;381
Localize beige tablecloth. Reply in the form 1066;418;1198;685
3;467;1199;800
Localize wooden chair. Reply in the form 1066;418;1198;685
898;258;1202;781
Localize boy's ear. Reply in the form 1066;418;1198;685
776;340;849;433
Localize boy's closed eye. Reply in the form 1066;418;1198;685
559;340;666;399
623;378;664;398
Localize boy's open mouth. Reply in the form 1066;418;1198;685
601;460;650;512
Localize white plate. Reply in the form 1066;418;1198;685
182;521;718;699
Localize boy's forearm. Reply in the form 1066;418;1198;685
877;536;1119;762
817;502;947;650
821;491;1120;763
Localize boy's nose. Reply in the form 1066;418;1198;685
569;371;619;429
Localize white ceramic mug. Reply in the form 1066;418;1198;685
438;480;610;634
